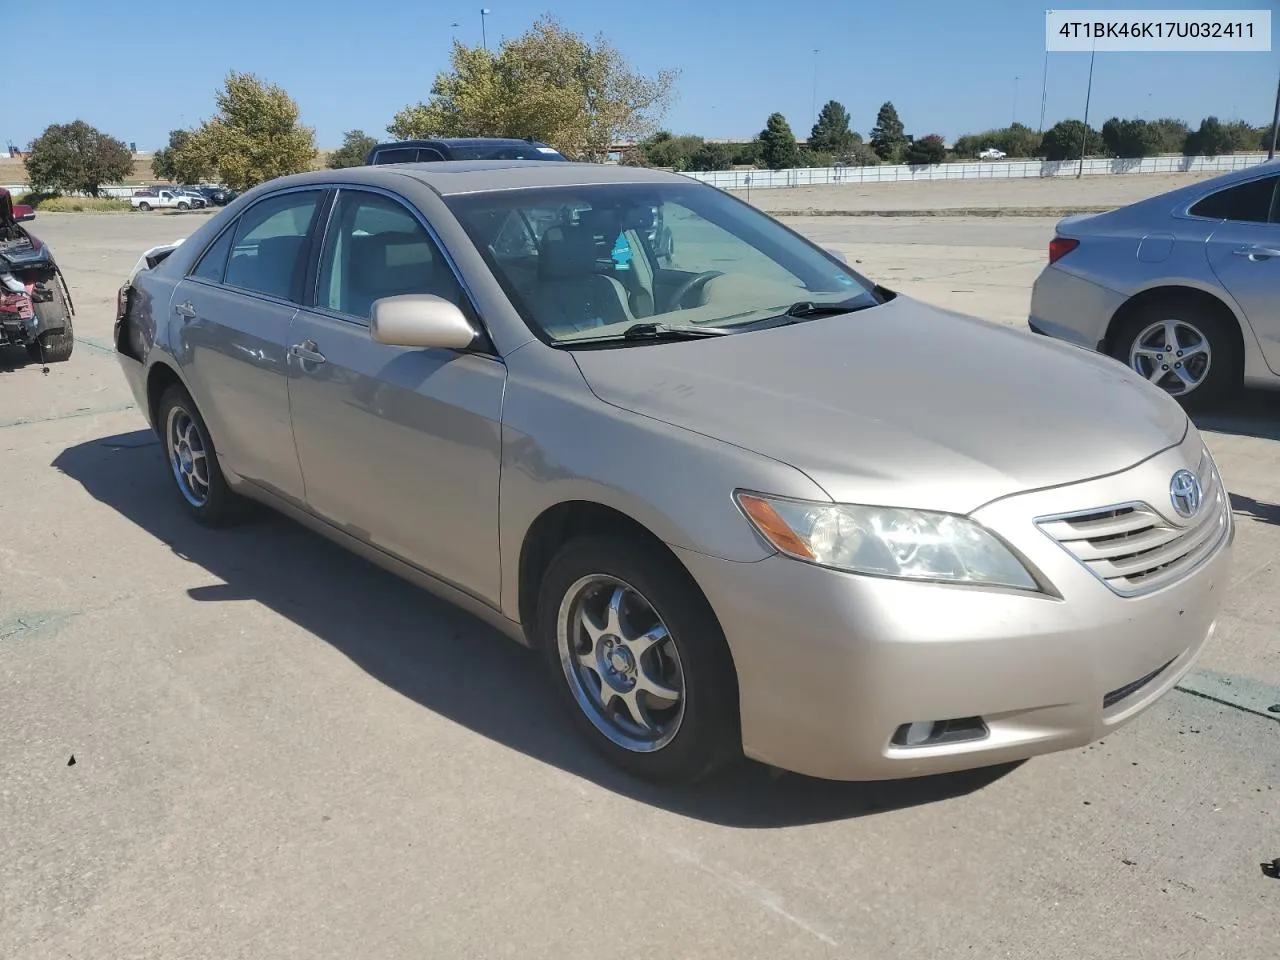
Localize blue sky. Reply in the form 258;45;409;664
10;0;1277;151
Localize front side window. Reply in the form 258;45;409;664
1189;175;1280;224
315;190;465;321
223;190;323;302
445;183;876;343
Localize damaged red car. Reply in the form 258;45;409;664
0;188;74;363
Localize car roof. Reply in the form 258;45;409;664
378;137;553;148
247;161;691;197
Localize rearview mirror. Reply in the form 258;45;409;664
825;247;848;264
13;204;35;222
370;294;478;350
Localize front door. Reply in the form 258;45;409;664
1198;172;1280;373
172;188;327;504
286;187;506;603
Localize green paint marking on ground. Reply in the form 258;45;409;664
0;611;73;643
0;401;137;429
74;336;116;355
1176;666;1280;722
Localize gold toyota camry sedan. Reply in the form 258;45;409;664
114;161;1233;784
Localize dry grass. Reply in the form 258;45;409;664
1;151;338;186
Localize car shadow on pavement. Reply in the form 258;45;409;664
1195;388;1280;443
1229;492;1280;528
53;430;1019;828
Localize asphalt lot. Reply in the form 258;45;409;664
2;206;1277;960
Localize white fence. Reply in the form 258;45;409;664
684;152;1273;191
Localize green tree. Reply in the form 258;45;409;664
758;112;800;169
904;133;947;165
687;141;732;171
869;102;907;160
1148;117;1190;154
809;100;856;157
728;140;762;166
23;120;133;196
328;129;378;169
640;131;704;170
174;72;317;192
389;16;677;161
1222;119;1259;153
1183;116;1233;157
1100;117;1162;158
151;129;191;180
1040;119;1103;161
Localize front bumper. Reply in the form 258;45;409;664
677;433;1232;781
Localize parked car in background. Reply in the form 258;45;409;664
196;185;236;206
115;161;1231;786
1030;161;1280;408
132;189;204;212
978;148;1007;160
365;137;567;165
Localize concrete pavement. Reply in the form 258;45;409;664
2;208;1277;960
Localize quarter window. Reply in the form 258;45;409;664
223;190;323;302
1188;175;1280;224
316;190;466;321
190;225;235;283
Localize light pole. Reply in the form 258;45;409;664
1269;68;1280;161
811;49;820;128
1038;49;1049;134
1077;42;1096;179
480;8;491;50
1012;75;1020;126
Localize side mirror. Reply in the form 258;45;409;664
370;294;478;350
825;247;848;265
13;204;35;222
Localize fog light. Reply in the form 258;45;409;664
891;716;989;748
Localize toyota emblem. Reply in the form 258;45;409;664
1169;469;1203;519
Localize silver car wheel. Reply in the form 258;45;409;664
556;574;686;753
166;405;211;508
1129;318;1212;396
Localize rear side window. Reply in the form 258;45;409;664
417;148;446;162
223;190;324;301
1189;175;1280;224
373;147;418;165
190;226;235;282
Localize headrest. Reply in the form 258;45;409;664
538;226;600;280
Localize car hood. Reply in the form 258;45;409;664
571;296;1189;514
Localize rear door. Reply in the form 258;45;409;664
1198;172;1280;373
171;187;329;504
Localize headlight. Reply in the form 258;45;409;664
736;492;1038;590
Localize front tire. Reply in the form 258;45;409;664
536;536;740;784
26;285;74;363
157;385;247;527
1110;299;1242;409
177;201;190;211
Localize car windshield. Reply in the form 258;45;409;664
445;182;878;344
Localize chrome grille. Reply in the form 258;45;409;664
1036;456;1230;597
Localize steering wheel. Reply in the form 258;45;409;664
664;271;724;312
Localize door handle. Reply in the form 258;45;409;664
175;301;196;319
289;340;326;365
1232;244;1280;259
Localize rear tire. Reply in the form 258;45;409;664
157;384;248;527
535;535;740;784
26;283;74;363
137;201;151;212
1110;298;1242;410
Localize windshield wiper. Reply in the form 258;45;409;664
780;300;868;319
619;322;731;340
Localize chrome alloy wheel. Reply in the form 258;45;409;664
1129;318;1212;396
556;575;686;753
166;404;211;507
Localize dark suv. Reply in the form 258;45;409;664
365;137;567;165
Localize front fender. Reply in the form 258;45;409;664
496;345;830;621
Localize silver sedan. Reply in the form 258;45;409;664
1030;160;1280;407
114;162;1231;785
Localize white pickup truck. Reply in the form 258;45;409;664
131;190;205;212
